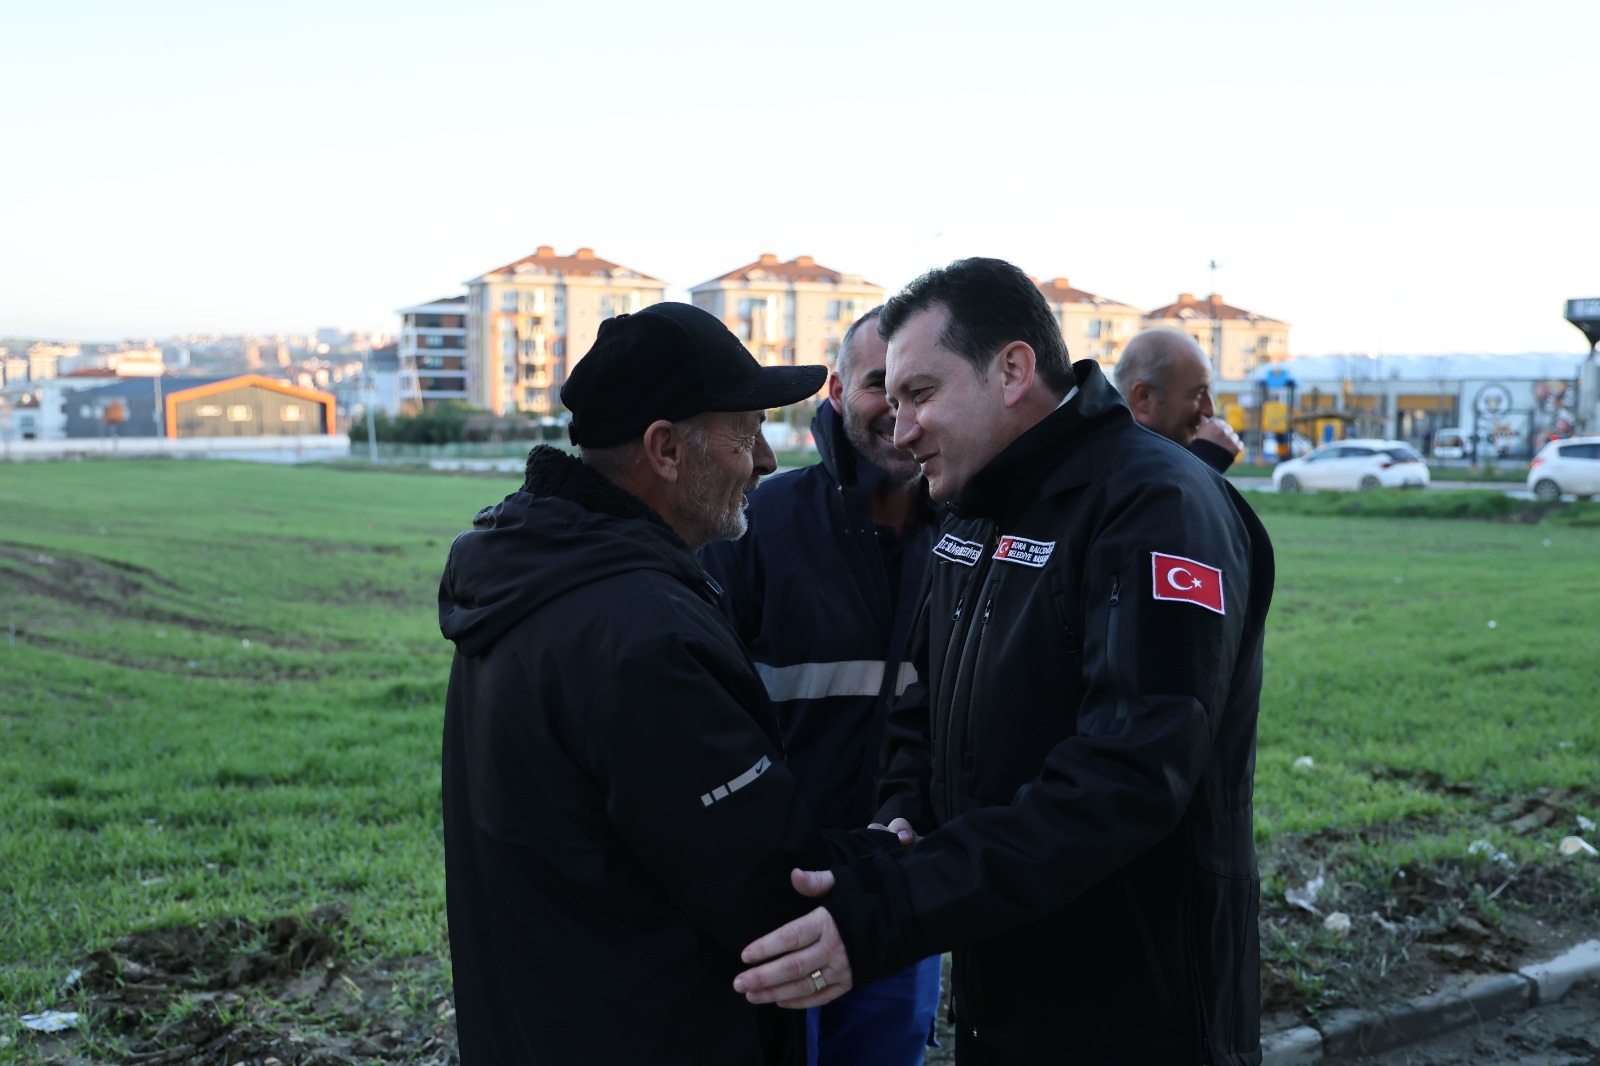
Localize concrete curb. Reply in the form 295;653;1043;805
1262;939;1600;1063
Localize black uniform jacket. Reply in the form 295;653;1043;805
822;362;1275;1065
439;447;887;1066
701;401;935;832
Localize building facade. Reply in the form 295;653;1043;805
688;254;884;373
1034;277;1145;371
1142;293;1291;382
397;296;468;412
465;246;668;416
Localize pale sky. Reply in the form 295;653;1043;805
4;0;1596;356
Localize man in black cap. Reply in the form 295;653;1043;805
439;302;888;1065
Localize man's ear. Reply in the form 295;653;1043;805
995;342;1037;409
639;419;686;483
827;372;845;416
1127;380;1157;419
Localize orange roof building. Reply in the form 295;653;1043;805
689;254;883;375
465;246;668;416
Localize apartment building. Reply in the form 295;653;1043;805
1034;277;1145;371
688;254;884;374
397;295;468;412
465;246;668;416
1143;293;1291;381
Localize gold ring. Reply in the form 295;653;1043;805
810;969;826;992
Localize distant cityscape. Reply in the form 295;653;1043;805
1;249;1594;460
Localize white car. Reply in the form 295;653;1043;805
1528;437;1600;501
1272;439;1431;492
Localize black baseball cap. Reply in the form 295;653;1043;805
560;302;826;447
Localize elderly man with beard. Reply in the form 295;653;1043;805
703;306;942;1066
439;302;897;1066
1114;328;1244;472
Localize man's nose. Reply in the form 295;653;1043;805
752;433;777;477
892;408;918;452
1200;392;1215;418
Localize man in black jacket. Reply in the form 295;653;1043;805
734;260;1274;1065
702;307;943;1065
439;302;889;1065
1114;327;1244;472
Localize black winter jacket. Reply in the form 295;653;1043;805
822;362;1274;1065
700;402;935;831
439;447;882;1066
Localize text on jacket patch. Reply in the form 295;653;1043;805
993;535;1056;568
933;533;984;567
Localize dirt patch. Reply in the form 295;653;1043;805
12;905;457;1066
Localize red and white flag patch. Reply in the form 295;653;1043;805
1151;552;1225;615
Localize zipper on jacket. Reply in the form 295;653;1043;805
961;598;994;773
1106;574;1122;667
941;526;997;816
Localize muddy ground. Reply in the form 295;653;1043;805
8;843;1597;1065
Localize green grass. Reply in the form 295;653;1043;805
1;460;1597;1038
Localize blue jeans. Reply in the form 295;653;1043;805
806;954;943;1066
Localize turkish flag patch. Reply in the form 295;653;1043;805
1151;552;1225;615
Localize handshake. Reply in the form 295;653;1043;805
730;817;918;1008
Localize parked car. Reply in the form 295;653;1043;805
1528;437;1600;501
1272;439;1431;492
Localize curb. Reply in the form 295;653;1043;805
1262;939;1600;1063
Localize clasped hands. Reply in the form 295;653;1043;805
731;818;918;1008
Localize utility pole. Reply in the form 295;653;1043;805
1565;298;1600;433
364;355;379;464
1208;260;1223;379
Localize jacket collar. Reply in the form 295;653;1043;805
951;360;1133;520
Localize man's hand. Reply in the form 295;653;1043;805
733;869;852;1007
868;817;920;847
1195;417;1243;457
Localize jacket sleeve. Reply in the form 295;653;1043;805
872;595;935;833
577;629;857;957
825;476;1254;984
1190;437;1236;473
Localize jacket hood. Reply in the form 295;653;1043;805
438;446;708;657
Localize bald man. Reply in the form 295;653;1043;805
1112;328;1243;472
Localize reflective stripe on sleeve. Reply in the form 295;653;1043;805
700;755;772;808
756;660;920;701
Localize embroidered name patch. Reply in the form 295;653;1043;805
933;533;984;567
993;535;1055;568
1151;552;1225;615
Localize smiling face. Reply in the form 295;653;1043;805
675;410;775;547
885;304;1014;502
1141;345;1216;448
831;326;921;483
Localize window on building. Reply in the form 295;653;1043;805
197;404;221;417
826;300;841;320
501;292;518;312
282;405;304;422
1087;320;1102;339
227;405;251;422
426;335;445;348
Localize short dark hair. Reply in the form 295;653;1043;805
834;305;883;384
877;257;1074;395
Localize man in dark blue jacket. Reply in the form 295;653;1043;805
703;307;943;1065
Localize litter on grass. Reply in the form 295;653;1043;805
20;1010;81;1033
1292;755;1315;771
1323;912;1352;937
1468;839;1515;868
1559;836;1598;858
1286;874;1325;915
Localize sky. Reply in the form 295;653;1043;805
4;0;1597;356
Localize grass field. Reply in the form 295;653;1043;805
2;460;1597;1055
